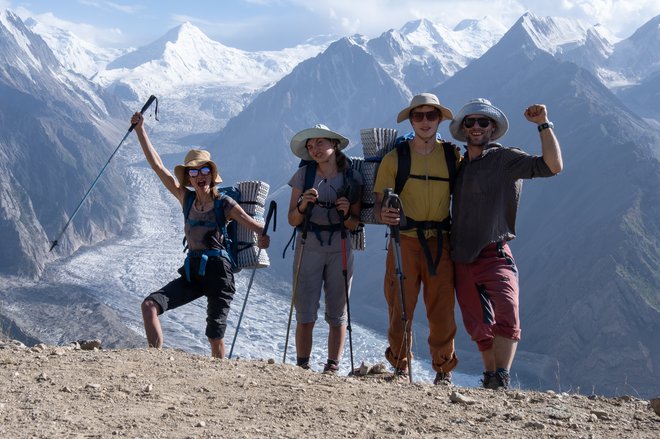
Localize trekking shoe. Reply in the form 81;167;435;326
495;369;510;389
481;371;497;389
322;362;339;375
433;371;452;386
484;369;510;390
388;368;409;383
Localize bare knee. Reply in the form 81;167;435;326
141;299;160;317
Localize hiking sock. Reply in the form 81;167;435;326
296;357;310;369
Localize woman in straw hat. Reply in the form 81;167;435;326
130;112;270;358
287;124;363;373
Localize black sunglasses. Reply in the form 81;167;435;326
463;117;492;128
187;166;212;177
411;110;441;123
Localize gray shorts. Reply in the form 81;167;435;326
292;246;353;326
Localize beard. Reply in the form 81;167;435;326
467;134;491;147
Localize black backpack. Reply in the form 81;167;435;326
393;137;460;196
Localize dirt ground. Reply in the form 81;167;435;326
0;338;658;438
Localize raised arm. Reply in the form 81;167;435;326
524;104;563;174
131;112;186;204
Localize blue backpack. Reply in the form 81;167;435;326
182;187;243;275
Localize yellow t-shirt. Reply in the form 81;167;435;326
374;141;457;238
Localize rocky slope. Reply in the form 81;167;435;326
0;339;658;438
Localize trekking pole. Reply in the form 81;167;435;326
229;200;277;359
49;95;158;252
338;212;355;375
283;202;313;364
383;188;413;383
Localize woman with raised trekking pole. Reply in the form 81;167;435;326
130;112;270;359
284;124;363;374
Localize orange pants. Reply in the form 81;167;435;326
384;234;458;373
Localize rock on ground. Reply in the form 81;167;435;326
0;340;658;438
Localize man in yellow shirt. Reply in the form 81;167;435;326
374;93;460;384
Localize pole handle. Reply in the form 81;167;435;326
300;202;313;241
128;95;157;132
263;200;277;235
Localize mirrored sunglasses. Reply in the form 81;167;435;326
186;166;212;177
463;117;492;128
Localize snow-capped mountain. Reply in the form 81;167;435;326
23;16;125;79
607;15;660;84
0;8;129;277
362;17;506;94
89;22;333;134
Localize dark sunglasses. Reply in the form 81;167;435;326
411;110;441;123
187;166;212;177
463;117;492;128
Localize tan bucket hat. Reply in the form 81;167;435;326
174;149;222;187
290;124;349;161
396;93;454;123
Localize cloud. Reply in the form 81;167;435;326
77;0;143;15
14;6;125;47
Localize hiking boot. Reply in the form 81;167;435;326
389;368;409;383
433;371;452;386
481;371;497;389
484;369;510;390
494;369;510;389
322;362;339;375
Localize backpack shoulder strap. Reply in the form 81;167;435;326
183;190;196;219
441;141;459;193
394;139;411;195
213;195;228;230
303;161;318;191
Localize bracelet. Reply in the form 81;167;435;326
537;122;554;132
296;204;305;215
342;212;351;221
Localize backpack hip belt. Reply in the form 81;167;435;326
184;249;228;282
400;217;451;276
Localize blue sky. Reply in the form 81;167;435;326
4;0;660;50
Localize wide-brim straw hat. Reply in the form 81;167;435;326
173;149;222;187
290;124;349;161
396;93;454;123
449;98;509;142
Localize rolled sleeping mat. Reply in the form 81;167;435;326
360;127;398;158
236;180;270;269
359;128;398;224
350;224;366;251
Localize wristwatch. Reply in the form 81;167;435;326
538;122;554;132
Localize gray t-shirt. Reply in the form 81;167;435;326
184;192;237;251
450;144;555;263
288;165;363;253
